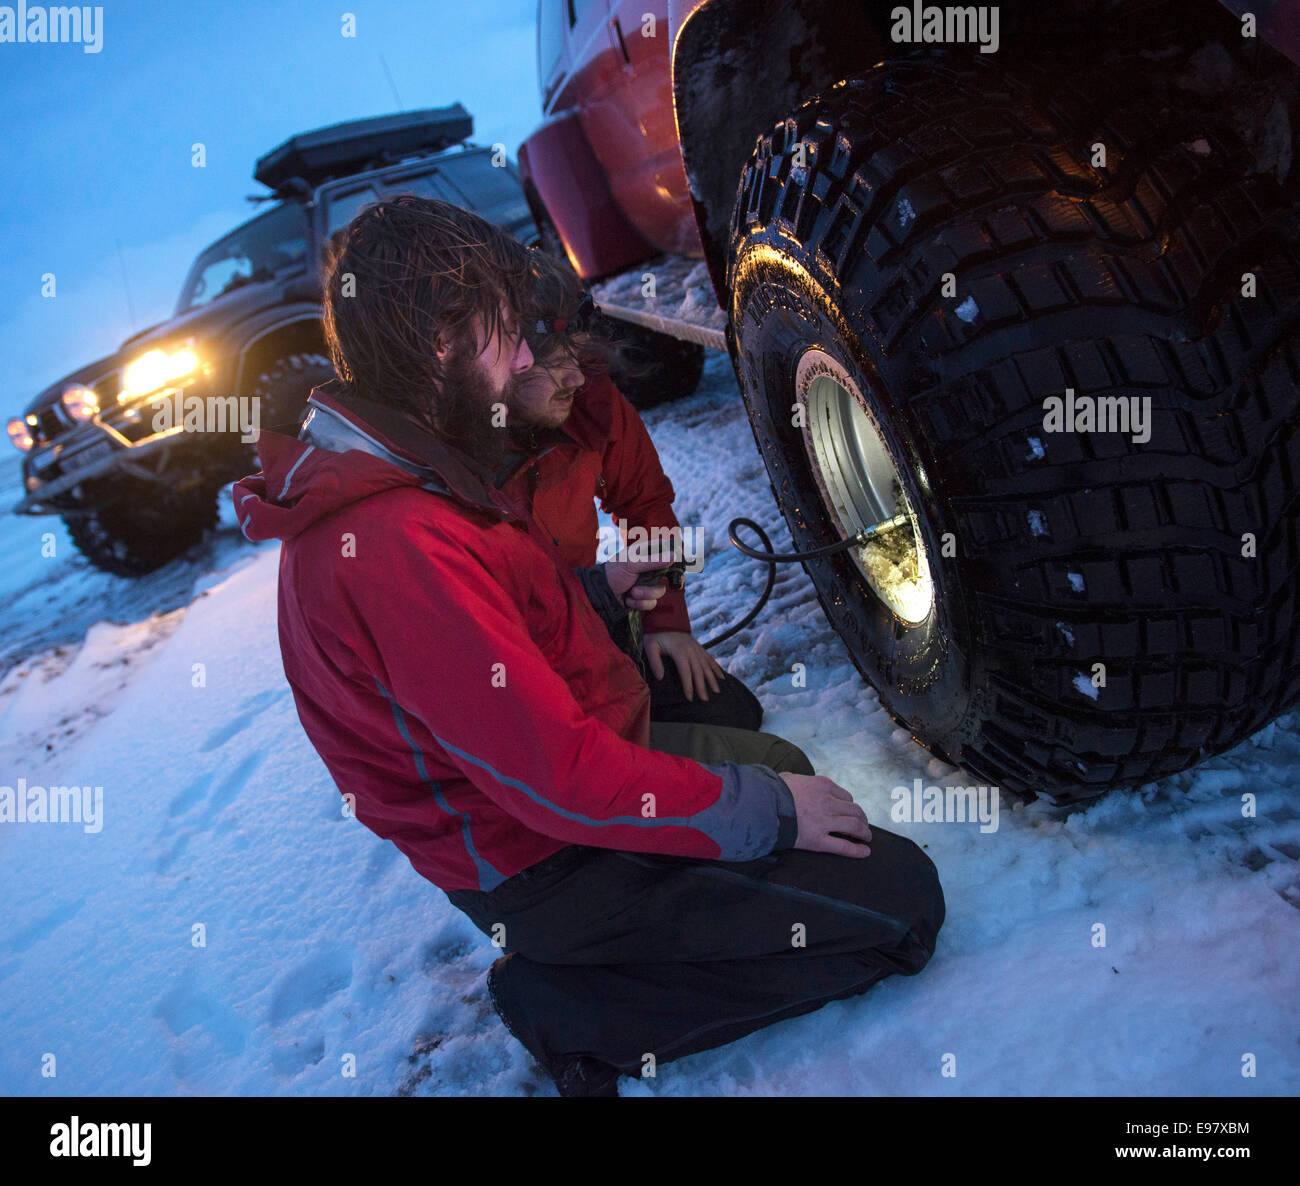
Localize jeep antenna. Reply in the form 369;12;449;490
378;54;405;110
115;237;137;331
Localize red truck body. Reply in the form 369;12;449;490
519;0;1300;287
517;1;705;281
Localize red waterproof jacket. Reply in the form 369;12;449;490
499;371;690;634
231;386;796;894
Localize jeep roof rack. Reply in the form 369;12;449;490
254;105;474;192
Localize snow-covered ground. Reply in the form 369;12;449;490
1;350;1297;1097
592;254;728;331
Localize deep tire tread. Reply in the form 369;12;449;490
728;47;1300;802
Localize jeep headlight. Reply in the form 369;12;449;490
122;347;199;399
60;384;99;422
6;417;34;452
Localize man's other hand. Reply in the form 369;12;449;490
644;631;724;701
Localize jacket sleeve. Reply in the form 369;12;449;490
597;381;692;635
572;564;628;637
332;511;797;861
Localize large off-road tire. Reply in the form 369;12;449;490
63;475;220;577
596;315;706;409
728;50;1300;803
532;203;706;409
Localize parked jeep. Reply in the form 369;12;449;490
7;105;536;577
519;0;1300;803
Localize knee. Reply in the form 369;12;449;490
710;674;764;732
882;833;946;960
910;844;947;956
727;675;764;731
759;735;815;776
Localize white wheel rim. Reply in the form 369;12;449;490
795;349;935;625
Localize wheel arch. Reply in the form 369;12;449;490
232;313;329;397
518;113;655;281
670;0;887;308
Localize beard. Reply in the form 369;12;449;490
431;350;518;470
506;379;577;430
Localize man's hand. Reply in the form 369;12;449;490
604;557;672;613
644;631;724;701
780;773;872;858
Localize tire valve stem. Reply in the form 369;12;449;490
703;511;916;650
855;511;911;543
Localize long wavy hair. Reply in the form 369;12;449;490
321;194;534;434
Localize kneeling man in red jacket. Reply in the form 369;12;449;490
497;250;764;731
233;195;944;1098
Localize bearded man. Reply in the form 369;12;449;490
233;195;944;1098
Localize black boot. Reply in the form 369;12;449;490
487;955;621;1098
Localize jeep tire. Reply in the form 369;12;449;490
64;474;220;577
248;353;336;437
597;315;706;410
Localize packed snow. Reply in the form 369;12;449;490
592;254;728;332
1;351;1297;1097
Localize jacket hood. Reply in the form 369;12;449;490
231;384;519;543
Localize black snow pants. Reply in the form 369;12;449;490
613;605;764;732
445;722;945;1081
647;659;765;732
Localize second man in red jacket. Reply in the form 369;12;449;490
497;252;764;730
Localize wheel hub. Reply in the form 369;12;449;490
796;350;934;624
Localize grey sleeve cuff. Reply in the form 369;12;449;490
773;773;799;850
692;762;799;860
574;565;628;633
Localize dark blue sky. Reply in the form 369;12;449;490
0;0;540;413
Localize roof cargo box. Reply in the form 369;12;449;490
254;105;474;190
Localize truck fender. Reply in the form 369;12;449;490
518;111;654;281
229;306;327;396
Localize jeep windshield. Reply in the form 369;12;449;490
176;203;310;314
